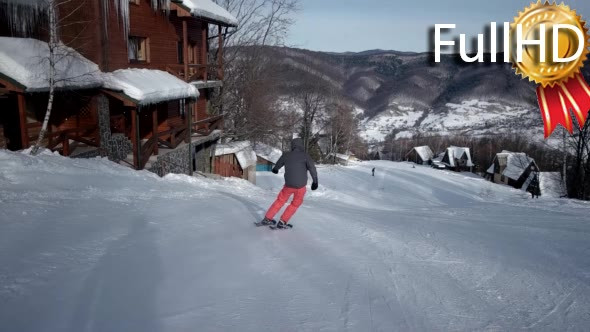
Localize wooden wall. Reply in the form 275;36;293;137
58;0;207;72
214;154;243;178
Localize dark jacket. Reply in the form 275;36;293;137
273;138;318;189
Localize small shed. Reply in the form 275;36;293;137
441;146;473;171
486;151;539;192
252;142;283;172
405;146;434;165
328;153;351;166
214;141;257;184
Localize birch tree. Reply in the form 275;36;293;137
29;0;56;155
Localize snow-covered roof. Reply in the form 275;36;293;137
409;146;433;161
329;153;351;161
496;151;536;181
252;142;282;164
179;0;238;27
443;146;473;167
0;37;102;92
432;152;445;163
102;69;199;106
215;141;257;169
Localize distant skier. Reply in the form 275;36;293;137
530;175;541;199
372;167;375;177
258;138;318;229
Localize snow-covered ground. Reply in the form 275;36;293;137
1;150;590;331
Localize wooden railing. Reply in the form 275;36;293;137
165;63;221;82
193;115;223;136
140;136;157;169
28;124;99;156
157;124;188;149
133;114;224;170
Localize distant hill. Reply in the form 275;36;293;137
263;46;590;143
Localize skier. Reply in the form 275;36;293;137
530;175;541;199
372;167;375;177
258;138;318;229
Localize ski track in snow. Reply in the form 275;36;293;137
1;150;590;331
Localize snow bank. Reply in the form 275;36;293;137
181;0;238;26
0;37;102;92
102;69;199;105
2;150;590;331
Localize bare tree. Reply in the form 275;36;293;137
208;0;300;144
566;116;590;200
325;102;367;161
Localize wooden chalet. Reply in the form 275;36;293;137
441;146;473;172
486;151;540;193
405;146;434;165
0;0;237;176
214;141;257;184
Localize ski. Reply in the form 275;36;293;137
269;223;293;230
254;219;276;227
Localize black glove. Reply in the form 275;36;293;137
311;182;318;191
272;168;278;174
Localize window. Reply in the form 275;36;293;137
128;36;149;63
188;43;196;64
178;42;198;64
177;42;183;64
129;0;140;5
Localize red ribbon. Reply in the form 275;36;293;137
537;73;590;138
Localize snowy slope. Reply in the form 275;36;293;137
1;151;590;331
360;100;541;142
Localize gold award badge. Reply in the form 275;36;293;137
511;1;590;137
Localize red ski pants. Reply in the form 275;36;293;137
265;186;307;223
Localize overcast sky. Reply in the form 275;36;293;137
287;0;590;53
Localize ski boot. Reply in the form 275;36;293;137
270;220;293;230
254;217;276;227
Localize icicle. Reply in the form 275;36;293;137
101;0;109;36
113;0;130;40
0;0;50;37
151;0;170;12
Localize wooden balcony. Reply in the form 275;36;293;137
125;113;224;170
193;114;223;136
165;63;223;83
27;119;100;157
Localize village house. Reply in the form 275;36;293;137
327;152;352;166
252;142;282;172
440;146;473;172
486;151;540;193
405;146;434;165
214;141;257;184
0;0;237;176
